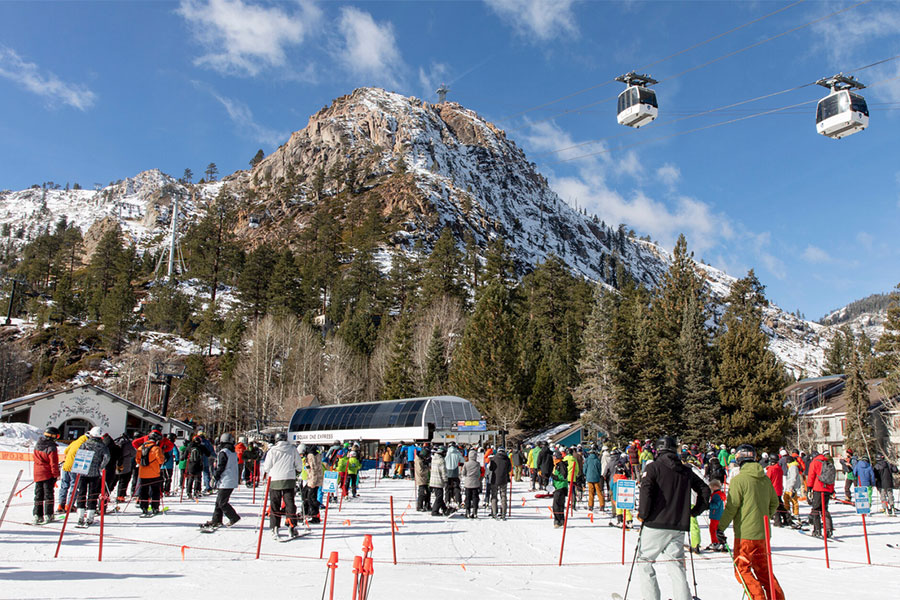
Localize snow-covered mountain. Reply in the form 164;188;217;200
0;87;881;377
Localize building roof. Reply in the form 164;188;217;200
1;384;194;431
289;395;481;434
794;378;899;418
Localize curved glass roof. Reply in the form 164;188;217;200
289;395;480;433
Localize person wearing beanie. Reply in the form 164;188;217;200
550;450;570;528
32;427;61;524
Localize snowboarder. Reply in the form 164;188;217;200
136;431;165;516
200;433;241;531
634;435;709;600
462;450;482;518
75;427;111;527
262;432;303;540
32;426;60;524
718;444;785;600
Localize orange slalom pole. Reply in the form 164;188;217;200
558;464;575;566
351;555;362;600
255;477;271;560
54;473;81;558
862;512;871;564
326;551;339;600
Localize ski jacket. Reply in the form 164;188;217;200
382;447;393;463
234;442;247;464
638;451;710;532
537;447;553;476
873;459;896;490
765;463;784;496
305;452;323;487
136;441;164;479
510;449;524;467
719;462;779;541
600;450;611;477
76;437;110;479
528;447;540;469
407;445;418;462
116;435;136;474
62;435;88;472
462;457;482;489
132;432;174;454
853;459;876;487
584;453;602;483
162;445;175;470
489;451;512;486
429;456;447;488
709;489;726;521
639;449;653;467
445;446;464;478
33;436;60;481
185;438;211;475
627;445;639;466
214;444;239;489
806;454;835;494
785;460;802;493
551;459;570;490
414;454;431;485
717;448;729;466
263;441;303;487
705;458;726;483
177;443;189;470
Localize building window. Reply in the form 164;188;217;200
822;420;830;437
840;418;846;435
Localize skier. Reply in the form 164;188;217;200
57;431;88;513
160;433;176;495
600;445;612;499
806;450;836;538
537;441;553;490
303;445;323;523
634;435;709;600
114;432;138;503
873;453;897;515
765;455;789;527
136;431;165;516
584;446;604;512
381;444;393;479
718;444;785;600
200;433;241;531
510;445;524;482
415;446;432;512
184;434;211;500
852;454;875;505
489;447;512;519
429;446;450;517
243;440;262;487
198;431;215;494
262;432;303;540
235;436;248;479
627;440;641;481
462;450;482;518
840;449;857;502
344;450;362;497
32;426;60;524
527;443;540;490
705;479;727;551
101;433;121;502
75;427;111;527
704;456;726;484
445;442;464;505
782;452;803;527
550;450;569;528
610;461;633;528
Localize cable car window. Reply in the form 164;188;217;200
638;88;658;108
617;91;628;113
849;93;868;116
817;94;845;122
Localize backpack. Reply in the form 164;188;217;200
818;458;836;485
189;446;201;465
140;444;151;467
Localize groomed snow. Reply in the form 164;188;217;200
1;459;899;599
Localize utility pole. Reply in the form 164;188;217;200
3;277;26;326
151;362;185;417
167;195;179;281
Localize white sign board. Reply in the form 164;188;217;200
72;449;94;475
322;471;340;494
615;479;636;510
854;486;870;515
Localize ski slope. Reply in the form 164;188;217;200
1;458;899;599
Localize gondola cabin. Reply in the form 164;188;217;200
816;89;868;139
617;85;658;128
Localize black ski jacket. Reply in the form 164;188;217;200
116;435;137;473
537;447;553;477
873;459;896;490
489;452;512;486
638;450;710;531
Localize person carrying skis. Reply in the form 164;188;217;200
75;427;111;527
32;426;61;524
718;444;784;600
200;433;241;531
873;453;897;515
262;432;303;540
462;450;482;518
634;435;709;600
550;450;570;528
136;431;165;516
806;450;836;538
489;447;512;519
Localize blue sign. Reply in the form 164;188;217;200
72;449;94;475
616;479;636;510
854;486;871;515
457;420;488;432
322;471;340;494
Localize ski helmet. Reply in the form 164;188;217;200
275;432;288;443
656;435;677;453
219;432;235;444
88;426;103;438
735;444;756;466
149;431;162;442
553;451;562;460
44;426;61;439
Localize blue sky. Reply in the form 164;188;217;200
1;0;898;319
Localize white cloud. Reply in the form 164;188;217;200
177;0;320;76
751;232;786;280
656;163;681;187
336;7;404;87
194;82;286;146
802;244;832;264
0;46;96;110
485;0;578;41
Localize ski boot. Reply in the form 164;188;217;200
289;526;300;539
32;515;43;525
271;526;281;541
43;513;56;524
76;508;87;528
227;516;241;527
85;510;96;526
199;521;222;533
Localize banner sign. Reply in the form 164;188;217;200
615;479;636;510
456;420;487;432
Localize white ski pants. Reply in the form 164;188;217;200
636;526;692;600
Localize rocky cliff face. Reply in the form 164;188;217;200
0;87;878;377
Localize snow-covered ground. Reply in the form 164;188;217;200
2;458;899;599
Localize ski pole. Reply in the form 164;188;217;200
621;526;643;600
688;535;699;600
724;542;753;600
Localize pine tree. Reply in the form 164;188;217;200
420;228;465;308
181;168;193;184
143;283;194;333
874;284;900;398
387;247;421;311
183;189;240;304
630;307;672;439
422;325;448;394
679;293;720;445
382;314;415;400
86;227;124;318
823;326;853;375
250;149;265;168
238;245;275;319
100;246;137;352
450;280;522;430
844;341;875;457
714;271;792;448
573;286;620;441
482;237;515;288
205;163;218;182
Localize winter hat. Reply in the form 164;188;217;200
779;449;787;456
88;426;103;438
709;479;722;491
